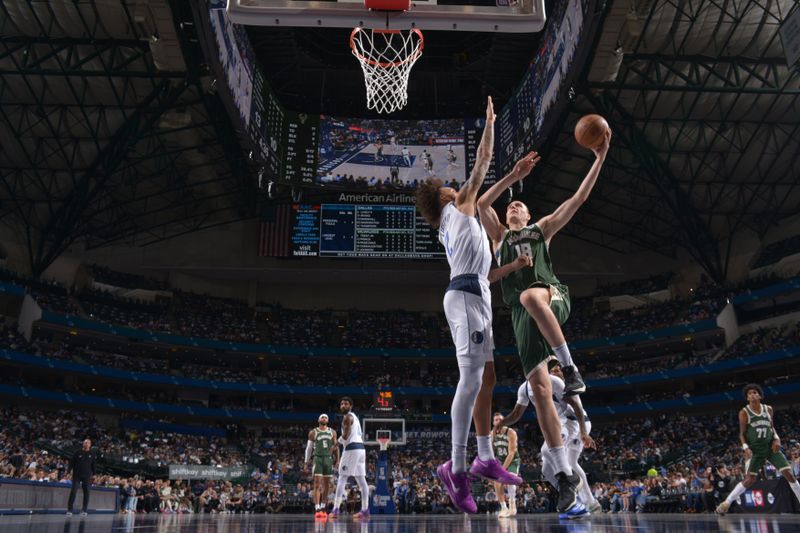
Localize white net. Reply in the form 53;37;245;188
350;27;424;114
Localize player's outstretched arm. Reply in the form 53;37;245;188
477;151;541;242
537;129;611;242
455;97;495;216
502;404;528;426
487;255;532;283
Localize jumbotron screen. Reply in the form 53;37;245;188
291;203;443;258
315;116;494;189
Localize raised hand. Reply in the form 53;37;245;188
592;128;611;159
486;96;496;123
511;151;541;183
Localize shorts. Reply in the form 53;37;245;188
506;461;521;475
444;276;495;366
339;449;366;477
313;456;333;477
512;283;570;377
745;449;792;475
540;426;570;455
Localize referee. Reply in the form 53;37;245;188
67;439;97;516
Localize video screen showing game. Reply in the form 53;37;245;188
316;116;468;189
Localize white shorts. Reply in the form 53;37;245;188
540;426;570;455
444;284;494;366
339;449;366;477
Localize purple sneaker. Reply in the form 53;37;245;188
436;460;477;514
327;508;341;519
354;509;370;520
469;458;523;485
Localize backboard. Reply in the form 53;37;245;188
362;418;406;445
226;0;546;33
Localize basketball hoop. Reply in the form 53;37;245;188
377;436;391;451
350;27;424;114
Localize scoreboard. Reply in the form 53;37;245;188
290;204;443;259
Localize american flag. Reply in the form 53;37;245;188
258;204;292;257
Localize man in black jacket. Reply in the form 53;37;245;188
67;439;96;515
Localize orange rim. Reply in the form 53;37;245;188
350;27;424;68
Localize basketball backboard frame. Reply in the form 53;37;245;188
362;418;406;446
226;0;546;33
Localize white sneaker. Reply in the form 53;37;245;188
509;502;517;516
589;500;602;514
498;507;510;518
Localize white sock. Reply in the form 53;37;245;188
356;476;370;511
333;477;347;509
574;462;593;505
541;453;557;486
507;485;517;504
549;446;573;476
477;435;495;461
552;343;575;369
725;482;747;505
789;480;800;504
451;363;483;473
500;501;507;509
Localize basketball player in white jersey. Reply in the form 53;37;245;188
503;358;600;517
416;97;523;514
328;397;370;520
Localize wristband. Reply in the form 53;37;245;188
742;444;749;451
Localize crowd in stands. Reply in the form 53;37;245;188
4;264;797;354
3;404;800;515
87;264;169;291
594;273;674;297
753;235;800;269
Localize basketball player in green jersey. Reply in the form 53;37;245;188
491;413;520;517
476;130;610;512
305;414;339;519
716;384;800;514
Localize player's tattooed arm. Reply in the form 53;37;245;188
502;403;527;426
341;413;353;442
331;429;340;466
456;96;495;215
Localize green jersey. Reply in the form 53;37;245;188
744;404;774;452
313;427;334;457
492;428;520;467
496;223;563;307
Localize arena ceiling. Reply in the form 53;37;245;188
0;0;798;282
0;0;255;276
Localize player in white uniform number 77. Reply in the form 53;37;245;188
328;397;370;520
416;97;527;514
503;358;601;517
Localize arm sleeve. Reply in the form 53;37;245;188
305;441;314;463
516;383;530;407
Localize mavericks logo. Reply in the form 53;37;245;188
471;331;484;344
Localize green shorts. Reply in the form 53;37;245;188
745;449;792;475
313;456;333;477
511;283;571;376
506;461;520;475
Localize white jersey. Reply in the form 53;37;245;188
340;411;363;446
438;202;492;280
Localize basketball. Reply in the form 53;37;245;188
574;114;609;150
